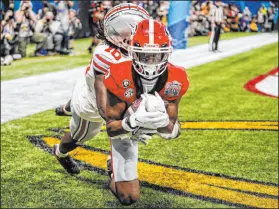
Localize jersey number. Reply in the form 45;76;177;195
105;47;122;61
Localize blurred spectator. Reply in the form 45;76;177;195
35;11;63;55
69;9;82;49
87;1;104;53
1;10;21;65
243;6;252;21
250;16;258;32
240;14;249;32
2;0;278;66
102;1;112;14
267;6;275;32
257;6;265;32
146;1;159;19
15;0;47;57
189;1;277;37
37;0;57;20
54;0;73;54
156;1;169;25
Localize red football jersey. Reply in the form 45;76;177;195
104;61;189;104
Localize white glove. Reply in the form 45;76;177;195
154;91;168;113
131;133;151;145
130;92;169;129
134;127;158;136
131;128;157;145
122;94;169;131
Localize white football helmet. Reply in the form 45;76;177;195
104;3;150;51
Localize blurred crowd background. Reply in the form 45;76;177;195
1;0;278;65
189;0;278;37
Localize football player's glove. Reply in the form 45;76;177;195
122;94;169;131
132;128;158;145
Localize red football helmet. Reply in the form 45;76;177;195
129;19;173;80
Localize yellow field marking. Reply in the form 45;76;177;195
44;137;279;208
96;121;278;131
180;121;278;130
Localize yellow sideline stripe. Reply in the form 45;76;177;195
179;121;278;130
96;121;279;132
44;137;278;208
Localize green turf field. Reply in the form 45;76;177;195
1;42;278;208
1;32;256;81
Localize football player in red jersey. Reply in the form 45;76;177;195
52;3;150;175
104;19;189;205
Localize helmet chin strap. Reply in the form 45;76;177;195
140;76;158;93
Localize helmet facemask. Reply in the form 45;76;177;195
129;44;172;80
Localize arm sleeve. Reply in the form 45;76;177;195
92;53;113;74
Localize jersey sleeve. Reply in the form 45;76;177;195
92;53;114;74
179;68;189;98
161;64;189;101
90;43;122;74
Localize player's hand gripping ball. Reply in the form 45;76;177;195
124;92;167;117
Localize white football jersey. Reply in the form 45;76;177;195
71;41;130;122
90;41;130;74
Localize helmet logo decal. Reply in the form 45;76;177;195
124;88;134;98
122;79;130;88
164;81;182;97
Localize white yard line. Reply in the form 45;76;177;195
1;33;278;124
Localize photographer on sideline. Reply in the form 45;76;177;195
35;11;61;55
37;0;57;20
1;10;21;65
54;0;73;55
68;9;82;50
15;0;47;57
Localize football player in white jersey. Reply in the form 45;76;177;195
53;3;150;175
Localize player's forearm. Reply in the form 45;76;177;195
95;83;107;120
157;99;180;139
106;120;129;137
94;73;107;120
157;119;181;139
157;120;175;134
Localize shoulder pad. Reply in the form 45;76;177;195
104;61;136;103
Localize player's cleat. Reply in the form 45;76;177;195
107;155;112;179
53;144;80;174
55;105;72;116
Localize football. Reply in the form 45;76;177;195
145;93;165;112
124;93;166;118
